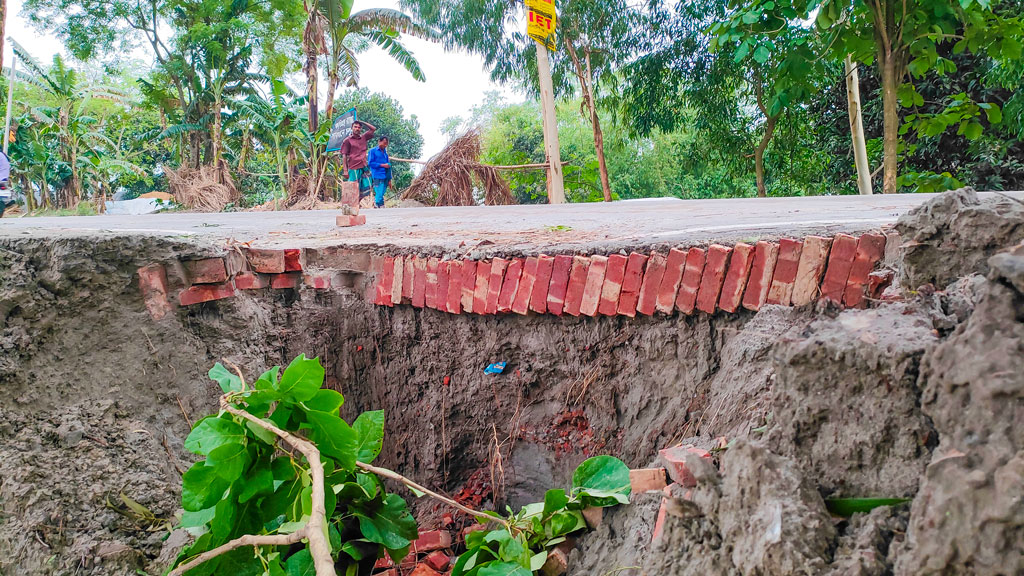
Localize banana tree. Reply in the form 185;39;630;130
233;80;308;201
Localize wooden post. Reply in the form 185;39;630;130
3;54;15;154
535;41;565;204
845;55;872;195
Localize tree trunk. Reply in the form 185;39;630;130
306;54;319;133
880;53;899;194
845;56;873;195
325;69;339;122
0;0;6;72
565;39;611;201
754;114;777;198
212;94;223;175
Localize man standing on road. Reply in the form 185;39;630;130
367;136;393;209
339;120;377;197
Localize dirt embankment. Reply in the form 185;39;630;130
1;188;1022;576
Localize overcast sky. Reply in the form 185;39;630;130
4;0;520;158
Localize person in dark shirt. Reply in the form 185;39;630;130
367;136;393;208
339;120;377;195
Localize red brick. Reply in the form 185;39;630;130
659;445;712;488
412;530;452;553
446;260;464;314
617;253;648;317
336;213;366;227
373;555;393;569
546;255;574;316
540;540;573;576
391;256;405;304
820;234;858;305
179;282;236;306
187;257;229;284
497;259;523;313
530;255;555;314
303;273;331;289
563;256;591;317
461;260;478;313
408;565;442;576
246;248;286;274
512;257;539;315
425;257;440;309
486;259;508;315
403;258;415;301
582;507;603;528
435;260;450;310
791;236;832;306
657;248;687;315
652;484;672;544
637;253;666;316
376;257;395;306
233;272;269;290
284;249;305;272
844;233;887;308
766;238;804;306
868;269;894;300
675;248;705;314
340;181;360;214
598;254;628;316
580;256;608;317
424;551;450;572
474;260;490;314
412;258;427;308
630;468;668;493
272;272;302;290
138;263;173;320
718;243;755;313
742;242;780;311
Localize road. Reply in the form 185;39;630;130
2;193;1021;254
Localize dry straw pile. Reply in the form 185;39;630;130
402;129;515;206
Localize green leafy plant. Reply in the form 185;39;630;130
452;455;631;576
825;497;911;517
169;355;418;576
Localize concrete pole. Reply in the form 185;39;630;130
3;54;14;154
845;55;872;195
535;41;565;204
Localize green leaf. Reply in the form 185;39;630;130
185;416;247;455
962;121;983;140
206;442;251;482
753;45;770;64
477;563;532;576
303;388;345;413
542;489;569;517
305;411;359;471
824;497;911;517
353;410;385;463
529;551;548;571
239;466;274;503
734;40;751;62
209;363;243;393
277;354;325;402
547;511;586;538
245;419;278;444
572;456;631;506
354;493;419;550
284;549;315;576
182;462;230;511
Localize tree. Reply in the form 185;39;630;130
331;88;424;189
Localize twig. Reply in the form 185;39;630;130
355;461;511;529
176;396;193;429
222;358;248;392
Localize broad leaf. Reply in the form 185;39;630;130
571;456;631;506
542;489;569;517
353;410;385;463
284;549;315;576
277;354;325;402
185;416;247;455
305;410;359;471
182;462;230;511
238;466;274;503
209;362;243;393
354;493;419;550
206;442;251;482
477;562;532;576
303;388;345;413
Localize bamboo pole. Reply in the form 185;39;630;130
535;41;565;204
845;55;872;195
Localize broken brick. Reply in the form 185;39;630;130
598;254;628;316
425;257;440;309
377;256;395;306
391;256;405;304
512;257;540;315
563;256;591;317
675;248;705;314
629;468;668;493
303;273;332;290
497;259;523;313
461;260;478;313
340;181;360;214
637;252;666;316
179;282;236;306
540;539;574;576
580;256;608;317
546;255;574;316
791;235;833;306
582;507;603;529
474;260;490;314
530;255;555;314
718;242;755;313
486;258;508;314
284;248;305;272
424;551;450;572
138;263;173;320
742;241;780;311
408;565;442;576
820;233;858;305
186;257;229;284
766;238;804;306
867;269;894;300
695;244;731;314
657;248;687;315
446;260;464;314
651;484;673;544
403;257;415;301
412;258;427;308
336;213;366;227
659;445;712;488
435;260;450;310
617;252;648;317
233;272;269;290
844;233;887;308
412;530;452;554
245;248;286;274
272;272;302;290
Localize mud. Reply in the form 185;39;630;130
1;189;1023;575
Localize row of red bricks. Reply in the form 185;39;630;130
138;247;334;318
372;232;892;315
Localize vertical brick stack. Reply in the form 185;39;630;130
371;232;892;316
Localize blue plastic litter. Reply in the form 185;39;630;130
484;362;507;375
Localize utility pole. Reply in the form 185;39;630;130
535;42;565;204
4;53;15;154
845;55;872;195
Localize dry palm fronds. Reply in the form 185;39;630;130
402;129;515;206
166;162;239;212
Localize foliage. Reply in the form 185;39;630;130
452;456;630;576
331;88;424;189
824;497;911;517
172;355;418;575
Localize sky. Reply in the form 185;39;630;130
4;0;520;158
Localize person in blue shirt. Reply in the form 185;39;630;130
367;136;393;208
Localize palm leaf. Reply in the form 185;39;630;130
159;123;205;139
338;45;361;87
10;39;63;96
365;31;427;82
347;8;438;41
